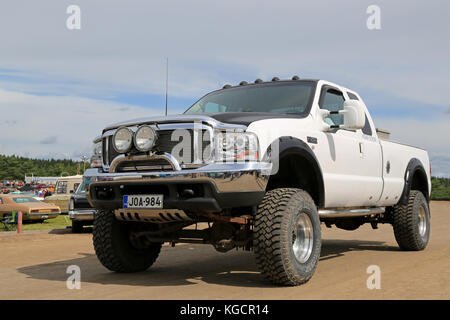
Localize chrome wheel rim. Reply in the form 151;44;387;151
292;213;314;264
418;205;427;238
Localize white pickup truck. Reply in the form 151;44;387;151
87;77;431;286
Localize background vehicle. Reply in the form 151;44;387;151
0;194;60;221
87;77;431;286
44;175;82;213
9;191;44;201
69;176;96;233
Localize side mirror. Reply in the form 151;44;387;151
341;100;365;130
70;190;74;194
319;100;365;131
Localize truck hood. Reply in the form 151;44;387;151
103;112;303;132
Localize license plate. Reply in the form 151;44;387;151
41;215;48;219
123;195;163;209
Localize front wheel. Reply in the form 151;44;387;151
93;210;162;272
254;188;321;286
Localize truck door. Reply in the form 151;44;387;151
317;86;382;207
346;92;384;206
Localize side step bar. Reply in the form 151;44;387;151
318;207;385;218
115;207;385;222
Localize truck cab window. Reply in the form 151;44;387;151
320;89;345;126
362;114;372;136
347;92;359;100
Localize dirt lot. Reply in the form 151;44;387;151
0;201;449;300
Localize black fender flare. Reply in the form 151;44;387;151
263;136;325;207
397;158;429;205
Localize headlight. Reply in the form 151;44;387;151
113;127;133;153
92;141;102;156
69;198;75;211
90;141;103;167
214;131;260;162
134;125;157;152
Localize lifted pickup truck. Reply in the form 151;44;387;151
87;77;431;286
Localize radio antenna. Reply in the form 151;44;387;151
165;57;169;116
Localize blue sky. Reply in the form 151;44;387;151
0;0;449;176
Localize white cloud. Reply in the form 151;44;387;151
0;0;448;106
0;88;162;159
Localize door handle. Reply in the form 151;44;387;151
359;142;364;158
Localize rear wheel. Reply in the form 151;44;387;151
392;190;430;251
93;209;161;272
254;188;321;286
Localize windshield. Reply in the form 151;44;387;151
13;197;39;203
184;82;315;115
10;192;34;196
75;182;85;194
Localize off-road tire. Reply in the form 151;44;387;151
254;188;321;286
72;220;84;233
93;209;161;272
392;190;430;251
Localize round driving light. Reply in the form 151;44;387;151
134;125;157;151
113;127;133;153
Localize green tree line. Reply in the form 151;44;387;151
0;154;90;181
431;176;450;201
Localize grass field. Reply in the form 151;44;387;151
0;215;71;232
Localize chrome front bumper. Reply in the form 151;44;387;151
69;209;95;221
85;162;272;212
86;162;272;193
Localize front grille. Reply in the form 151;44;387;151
156;129;211;164
155;130;183;154
102;128;211;168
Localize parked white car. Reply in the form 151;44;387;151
86;77;431;286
